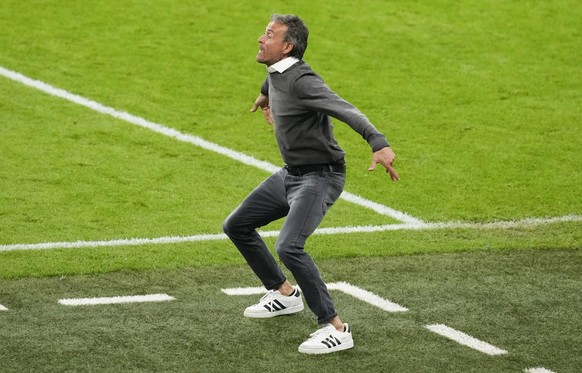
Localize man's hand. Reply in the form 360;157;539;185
369;146;400;181
250;93;273;125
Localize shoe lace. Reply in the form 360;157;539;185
307;325;335;341
260;290;278;311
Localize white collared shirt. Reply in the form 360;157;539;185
267;57;300;73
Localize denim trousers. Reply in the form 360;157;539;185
223;167;346;324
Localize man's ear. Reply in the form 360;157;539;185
283;42;294;56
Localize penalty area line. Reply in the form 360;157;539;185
1;214;580;252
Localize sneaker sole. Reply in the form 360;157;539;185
243;303;304;318
298;340;354;354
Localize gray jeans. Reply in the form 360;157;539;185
223;166;345;324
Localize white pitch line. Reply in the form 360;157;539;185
0;304;8;311
221;282;407;312
1;214;580;252
327;281;408;312
340;192;423;224
425;324;508;356
221;287;266;296
58;293;175;306
0;66;420;224
0;233;228;252
524;368;557;373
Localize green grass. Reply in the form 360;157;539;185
0;75;401;245
1;0;580;227
0;0;581;371
1;220;579;279
1;250;580;372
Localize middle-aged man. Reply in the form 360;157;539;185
223;14;399;354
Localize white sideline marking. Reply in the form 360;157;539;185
221;282;407;312
1;214;580;252
0;66;420;224
58;293;175;306
221;287;266;296
524;368;557;373
425;324;508;356
327;281;408;312
0;304;8;311
1;233;228;252
340;192;423;224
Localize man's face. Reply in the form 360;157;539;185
256;21;292;66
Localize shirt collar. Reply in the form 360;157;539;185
267;57;300;73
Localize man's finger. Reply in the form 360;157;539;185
368;160;378;171
263;109;273;125
250;103;259;112
386;163;400;181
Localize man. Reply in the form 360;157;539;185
222;14;399;354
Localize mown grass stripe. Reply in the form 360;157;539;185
0;65;421;224
58;293;175;306
425;324;508;356
1;215;579;252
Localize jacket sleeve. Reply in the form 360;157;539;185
260;78;269;96
293;73;390;152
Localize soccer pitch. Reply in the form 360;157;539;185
0;0;580;372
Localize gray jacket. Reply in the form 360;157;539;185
261;60;390;166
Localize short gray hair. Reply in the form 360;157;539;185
270;14;309;60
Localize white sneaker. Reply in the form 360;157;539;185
298;323;354;354
244;289;304;318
